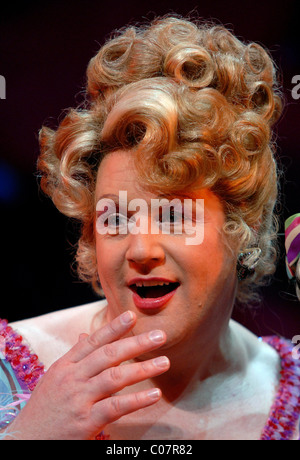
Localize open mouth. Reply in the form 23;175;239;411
129;282;180;299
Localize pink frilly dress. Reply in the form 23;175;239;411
1;318;299;440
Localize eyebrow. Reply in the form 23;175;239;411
96;193;120;201
96;192;201;202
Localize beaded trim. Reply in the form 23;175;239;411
260;336;300;440
1;319;299;440
0;319;109;439
0;319;45;392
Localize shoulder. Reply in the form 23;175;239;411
230;319;281;389
9;299;108;369
230;319;280;362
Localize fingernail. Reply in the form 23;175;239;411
149;330;165;343
153;356;169;369
78;333;89;342
120;311;134;325
147;388;161;401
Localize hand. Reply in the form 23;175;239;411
4;311;170;440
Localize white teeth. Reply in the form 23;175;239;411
134;280;172;287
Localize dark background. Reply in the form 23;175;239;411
0;0;299;338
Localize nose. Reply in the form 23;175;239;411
125;231;166;269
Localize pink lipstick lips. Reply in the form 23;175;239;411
127;277;180;310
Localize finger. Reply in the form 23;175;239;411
80;329;167;378
91;388;162;427
78;333;89;342
67;311;136;362
90;355;170;399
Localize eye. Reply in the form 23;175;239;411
96;211;129;235
105;212;128;228
158;207;183;224
169;209;183;224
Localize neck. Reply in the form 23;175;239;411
150;319;248;403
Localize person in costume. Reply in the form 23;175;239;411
1;15;299;440
285;214;300;302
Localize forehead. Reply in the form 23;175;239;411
95;150;146;201
95;149;223;211
97;151;136;182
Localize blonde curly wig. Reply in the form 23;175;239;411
38;15;283;305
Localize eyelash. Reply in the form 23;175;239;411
97;209;195;229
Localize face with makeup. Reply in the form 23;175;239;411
95;150;238;355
